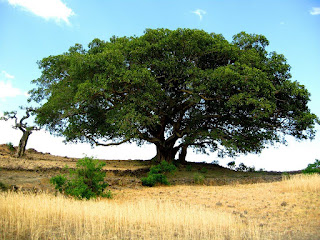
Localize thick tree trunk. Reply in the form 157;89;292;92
16;130;31;158
154;145;179;163
178;145;188;164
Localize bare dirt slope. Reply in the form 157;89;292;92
0;144;150;191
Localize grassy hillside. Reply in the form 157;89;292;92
1;144;319;239
0;144;287;192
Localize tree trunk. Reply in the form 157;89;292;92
154;145;179;163
16;130;31;158
178;145;188;164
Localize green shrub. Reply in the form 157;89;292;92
50;157;111;200
6;142;15;152
186;165;193;172
149;161;177;175
302;159;320;174
193;173;205;184
0;181;8;191
141;174;169;187
141;161;176;187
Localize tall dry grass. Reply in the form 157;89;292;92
1;174;319;240
281;173;320;192
0;191;264;240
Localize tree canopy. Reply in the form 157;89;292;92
30;28;318;162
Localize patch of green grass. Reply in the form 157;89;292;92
193;173;205;184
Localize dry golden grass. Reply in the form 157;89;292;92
281;173;320;192
0;191;263;240
1;174;319;240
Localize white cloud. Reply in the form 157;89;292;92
7;0;75;25
192;9;206;21
2;70;14;79
310;7;320;15
0;70;28;100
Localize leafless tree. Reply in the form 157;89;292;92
1;107;40;157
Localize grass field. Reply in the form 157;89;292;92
1;174;319;240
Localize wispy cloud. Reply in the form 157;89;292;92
1;70;14;79
0;70;28;100
7;0;75;25
310;7;320;15
192;9;206;21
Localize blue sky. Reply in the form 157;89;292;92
0;0;319;171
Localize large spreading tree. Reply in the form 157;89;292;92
30;28;318;163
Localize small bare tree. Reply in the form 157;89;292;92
1;107;40;157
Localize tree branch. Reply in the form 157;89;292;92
90;138;131;147
180;89;215;101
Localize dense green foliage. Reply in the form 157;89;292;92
141;161;176;187
50;157;111;200
149;160;177;174
30;28;318;163
302;159;320;174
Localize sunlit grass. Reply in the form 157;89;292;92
1;174;320;239
281;173;320;192
0;191;264;240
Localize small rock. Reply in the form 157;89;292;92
281;201;287;207
216;202;222;206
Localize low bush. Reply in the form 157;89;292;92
149;161;177;175
141;174;169;187
50;157;111;200
193;173;205;184
302;159;320;174
141;161;176;187
6;142;15;152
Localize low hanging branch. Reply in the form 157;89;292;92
90;138;131;147
1;107;41;158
